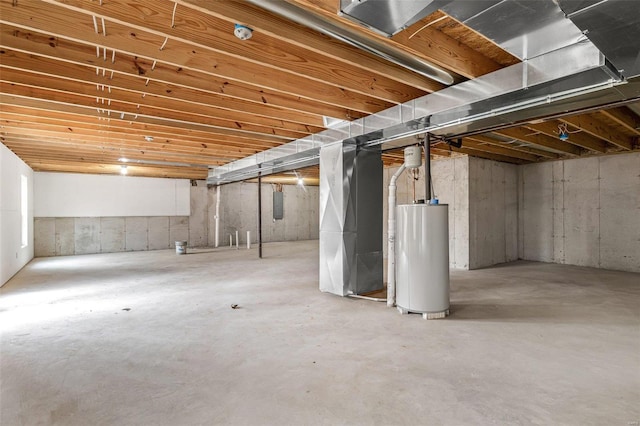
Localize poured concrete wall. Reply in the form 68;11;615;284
1;143;34;286
210;181;319;246
35;179;319;257
519;152;640;273
384;156;471;269
34;181;208;257
468;157;519;269
34;215;192;256
384;155;518;270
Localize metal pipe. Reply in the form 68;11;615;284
425;133;431;202
247;231;251;250
244;0;454;85
258;167;263;259
214;185;220;248
387;163;406;307
235;230;239;250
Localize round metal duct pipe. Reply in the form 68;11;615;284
244;0;455;86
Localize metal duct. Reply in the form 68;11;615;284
339;0;453;37
558;0;640;78
441;0;586;60
207;39;628;185
243;0;455;85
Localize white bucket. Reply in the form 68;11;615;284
175;241;187;255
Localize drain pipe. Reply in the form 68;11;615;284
387;162;406;307
387;146;423;307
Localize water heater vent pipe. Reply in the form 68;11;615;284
387;146;422;307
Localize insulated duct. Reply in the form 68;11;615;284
243;0;454;85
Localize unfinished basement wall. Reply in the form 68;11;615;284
33;173;205;257
519;152;640;273
468;157;519;269
383;155;518;270
1;144;34;287
384;156;471;269
208;181;319;247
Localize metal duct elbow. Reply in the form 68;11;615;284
244;0;454;86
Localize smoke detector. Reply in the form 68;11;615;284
234;24;253;40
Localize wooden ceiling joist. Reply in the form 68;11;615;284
493;127;583;156
0;25;365;120
1;0;636;180
0;1;395;113
560;115;634;151
524;121;608;153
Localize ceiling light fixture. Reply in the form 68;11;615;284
118;157;128;162
144;136;154;142
120;165;128;175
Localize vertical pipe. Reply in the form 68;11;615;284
247;231;251;249
258;167;263;259
235;230;239;250
215;185;221;247
425;133;431;202
387;163;406;307
229;234;232;247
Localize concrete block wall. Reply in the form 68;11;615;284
210;181;319;246
519;152;640;273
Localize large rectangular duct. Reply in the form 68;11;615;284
557;0;640;78
208;39;624;185
339;0;451;36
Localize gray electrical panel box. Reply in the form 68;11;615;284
273;191;283;220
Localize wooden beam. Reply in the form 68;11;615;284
524;121;607;153
176;0;444;93
493;127;582;156
433;142;525;164
0;48;324;127
462;138;540;162
0;105;284;147
288;0;505;79
0;1;394;113
0;65;323;135
36;0;427;104
599;107;640;135
466;134;558;159
0;26;365;120
560;115;633;151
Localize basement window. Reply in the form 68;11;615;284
21;174;28;247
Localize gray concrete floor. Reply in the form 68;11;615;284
1;240;638;425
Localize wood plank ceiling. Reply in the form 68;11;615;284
1;0;638;181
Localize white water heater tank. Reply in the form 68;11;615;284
403;146;422;169
396;204;450;319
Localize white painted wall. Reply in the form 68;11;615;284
519;152;640;273
1;144;34;286
34;172;190;217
